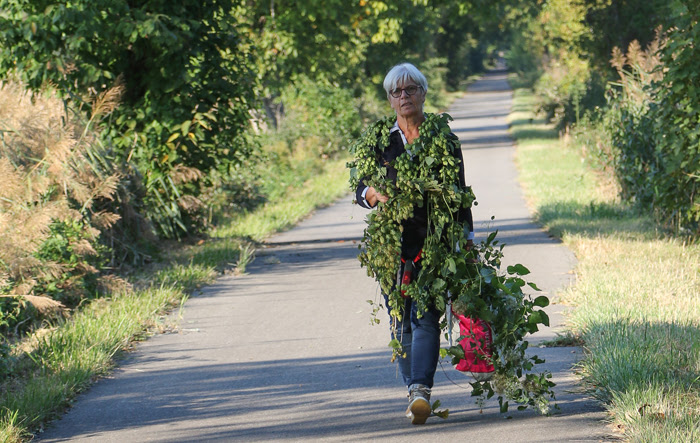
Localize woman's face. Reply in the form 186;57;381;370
389;80;425;120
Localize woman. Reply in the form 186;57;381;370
354;63;475;424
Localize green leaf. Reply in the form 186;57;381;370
486;230;498;243
499;398;509;413
533;295;549;307
507;264;530;276
528;310;550;327
432;278;446;291
432;399;449;419
448;344;465;360
528;282;541;291
180;120;191;135
447;258;456;273
479;267;494;281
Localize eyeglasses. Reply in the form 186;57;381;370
389;85;422;98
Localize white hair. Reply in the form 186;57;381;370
383;63;428;98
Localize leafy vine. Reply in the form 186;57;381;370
348;112;556;414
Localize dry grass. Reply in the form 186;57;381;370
610;26;665;100
0;80;120;314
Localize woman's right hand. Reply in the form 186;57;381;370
366;186;389;207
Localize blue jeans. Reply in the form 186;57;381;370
385;277;442;389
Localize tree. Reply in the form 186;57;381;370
583;0;669;76
241;0;367;127
0;0;260;237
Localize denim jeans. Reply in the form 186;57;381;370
385;264;442;389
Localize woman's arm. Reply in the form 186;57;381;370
356;181;389;209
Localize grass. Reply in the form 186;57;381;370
212;156;350;241
509;87;700;442
0;285;190;441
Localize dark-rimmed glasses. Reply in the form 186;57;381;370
389;85;422;98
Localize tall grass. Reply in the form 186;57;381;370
510;87;700;442
0;80;123;334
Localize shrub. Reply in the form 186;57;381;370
602;16;699;235
421;57;450;112
649;2;700;234
534;51;591;127
598;36;663;208
276;76;364;157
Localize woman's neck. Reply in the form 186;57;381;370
397;113;425;144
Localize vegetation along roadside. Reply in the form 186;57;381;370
0;91;351;441
4;0;698;441
0;1;501;439
509;87;700;442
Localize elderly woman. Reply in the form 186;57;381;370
354;63;475;424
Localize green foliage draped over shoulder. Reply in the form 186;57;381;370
348;113;473;301
0;0;259;237
348;115;394;191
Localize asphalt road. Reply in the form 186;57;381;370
38;70;610;442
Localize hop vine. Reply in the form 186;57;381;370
348;113;557;414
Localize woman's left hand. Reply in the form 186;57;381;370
366;186;389;207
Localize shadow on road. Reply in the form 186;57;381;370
41;347;601;442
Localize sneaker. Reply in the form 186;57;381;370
406;384;431;425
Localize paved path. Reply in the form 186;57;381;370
38;71;609;442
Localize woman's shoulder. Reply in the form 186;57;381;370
352;115;395;155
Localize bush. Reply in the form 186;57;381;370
534;51;591;128
275;76;365;157
648;2;700;234
599;36;663;208
421;57;450;111
601;16;699;235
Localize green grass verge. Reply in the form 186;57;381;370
0;152;351;441
510;87;700;442
212;157;350;241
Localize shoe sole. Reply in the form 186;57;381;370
409;398;431;425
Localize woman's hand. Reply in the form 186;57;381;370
366;186;389;207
